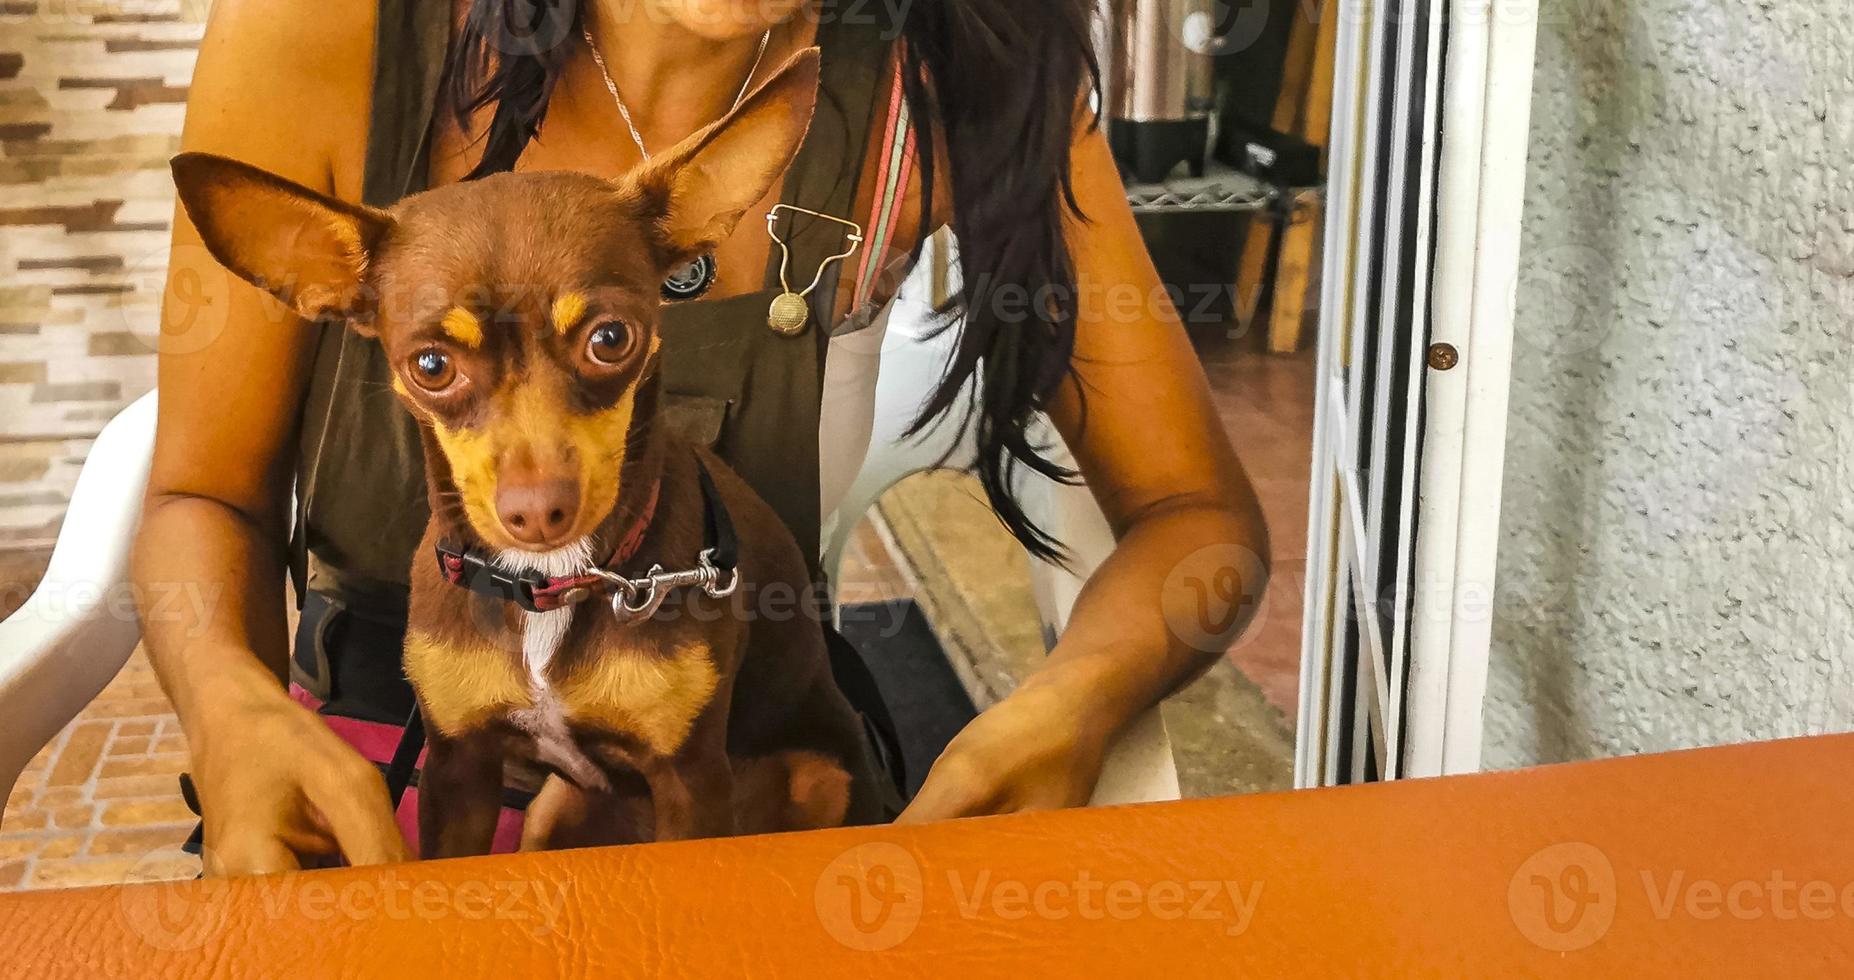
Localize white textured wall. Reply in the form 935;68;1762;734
1485;0;1854;767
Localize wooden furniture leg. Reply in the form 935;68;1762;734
1267;190;1322;354
1233;0;1326;339
1263;1;1341;354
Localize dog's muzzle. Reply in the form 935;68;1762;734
434;461;740;619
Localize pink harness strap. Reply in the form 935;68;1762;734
289;685;526;855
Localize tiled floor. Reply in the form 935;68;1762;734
834;516;917;607
1;648;198;891
1200;339;1317;723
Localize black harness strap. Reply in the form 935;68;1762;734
384;704;425;809
695;461;739;571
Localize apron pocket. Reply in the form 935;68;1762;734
660;392;730;448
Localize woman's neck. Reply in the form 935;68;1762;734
580;3;801;151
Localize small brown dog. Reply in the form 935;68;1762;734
171;49;884;857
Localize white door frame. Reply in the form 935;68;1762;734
1296;0;1541;787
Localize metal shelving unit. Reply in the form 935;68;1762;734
1123;159;1278;214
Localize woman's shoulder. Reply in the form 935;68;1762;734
194;0;379;103
184;0;380;198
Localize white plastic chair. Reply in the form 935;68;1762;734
0;239;1178;815
0;391;157;807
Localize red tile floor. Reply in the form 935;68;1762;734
0;648;198;891
1201;342;1317;722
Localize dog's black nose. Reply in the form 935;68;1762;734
496;477;580;547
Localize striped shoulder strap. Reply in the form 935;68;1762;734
849;50;917;311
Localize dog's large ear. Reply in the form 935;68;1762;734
170;152;391;325
631;47;820;266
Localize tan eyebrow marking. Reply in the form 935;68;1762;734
439;307;483;348
551;292;588;336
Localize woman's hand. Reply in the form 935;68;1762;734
189;668;408;875
896;664;1122;822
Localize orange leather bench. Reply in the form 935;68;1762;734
5;734;1851;977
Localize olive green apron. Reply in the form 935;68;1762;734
289;2;891;706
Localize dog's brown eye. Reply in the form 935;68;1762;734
586;320;633;366
408;349;455;391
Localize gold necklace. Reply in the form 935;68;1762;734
580;25;771;161
581;24;771;301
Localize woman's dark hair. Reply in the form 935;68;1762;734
446;0;1099;562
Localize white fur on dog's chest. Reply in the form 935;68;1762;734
490;542;720;777
506;604;613;791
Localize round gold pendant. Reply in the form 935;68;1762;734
767;292;809;336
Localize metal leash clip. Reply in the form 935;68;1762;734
589;549;739;625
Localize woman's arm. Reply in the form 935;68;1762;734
132;0;407;872
900;125;1270;820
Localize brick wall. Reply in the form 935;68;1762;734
0;1;203;554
